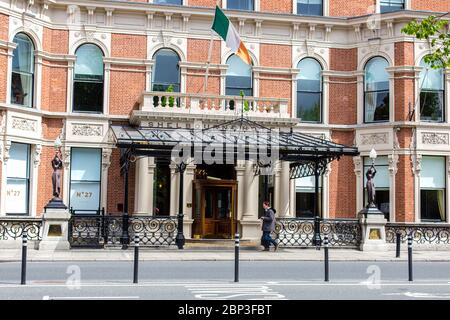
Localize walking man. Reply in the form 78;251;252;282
260;201;278;251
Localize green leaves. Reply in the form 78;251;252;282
401;15;450;69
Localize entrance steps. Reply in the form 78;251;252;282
184;239;261;250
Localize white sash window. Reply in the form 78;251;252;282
70;148;101;213
6;143;31;215
420;156;446;222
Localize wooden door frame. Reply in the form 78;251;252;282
192;179;237;239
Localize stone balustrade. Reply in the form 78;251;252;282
139;91;290;118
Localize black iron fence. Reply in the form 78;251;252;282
0;217;42;241
68;209;179;248
273;217;362;248
386;223;450;245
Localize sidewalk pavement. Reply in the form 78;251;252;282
0;247;449;262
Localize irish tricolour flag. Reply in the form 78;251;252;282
212;6;252;65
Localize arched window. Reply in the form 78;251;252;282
364;57;390;123
11;33;35;108
73;44;104;113
152;48;181;93
226;54;253;97
419;57;445;122
296;58;322;122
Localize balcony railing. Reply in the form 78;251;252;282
139;91;290;118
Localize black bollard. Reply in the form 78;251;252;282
396;233;401;258
234;232;239;283
21;231;27;285
408;234;413;282
324;236;329;282
133;234;139;284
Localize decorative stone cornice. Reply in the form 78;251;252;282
102;148;112;169
353;156;362;177
411;154;422;176
359;132;388;145
33;144;42;168
388;154;399;175
421;132;449;145
72;124;103;137
11;117;37;132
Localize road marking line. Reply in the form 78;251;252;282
42;296;140;300
1;282;450;289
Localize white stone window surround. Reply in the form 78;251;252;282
376;0;411;13
149;0;186;5
292;53;329;124
221;48;259;98
0;140;41;218
223;0;260;12
413;50;450;125
7;30;43;112
61;144;112;212
354;152;397;222
414;154;450;224
292;0;329;16
357;53;395;125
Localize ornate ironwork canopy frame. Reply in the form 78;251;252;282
110;118;359;249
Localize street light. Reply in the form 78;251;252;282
54;136;62;150
369;147;377;164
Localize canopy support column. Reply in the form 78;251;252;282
176;162;186;250
121;152;131;250
313;159;322;249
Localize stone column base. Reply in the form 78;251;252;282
183;219;194;240
39;208;71;251
358;208;388;251
240;219;262;240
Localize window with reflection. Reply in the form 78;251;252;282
363;156;390;220
297;0;323;16
380;0;405;13
153;158;170;216
11;33;34;108
295;176;322;218
364;57;390;123
73;44;104;113
226;55;253;110
419;58;445;122
153;0;182;5
70;148;102;213
152;49;181;93
6;143;30;215
226;54;252;96
420;156;446;222
227;0;254;11
297;58;322;122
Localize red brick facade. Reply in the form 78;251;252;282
0;2;447;224
329;131;356;218
329;0;375;17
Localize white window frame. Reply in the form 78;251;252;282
223;0;260;11
293;0;328;16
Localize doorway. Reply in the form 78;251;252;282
193;180;237;239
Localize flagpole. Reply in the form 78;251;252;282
203;30;214;93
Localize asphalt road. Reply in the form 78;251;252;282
1;261;450;300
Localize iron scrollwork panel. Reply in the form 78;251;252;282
273;218;362;248
0;220;42;241
386;224;450;245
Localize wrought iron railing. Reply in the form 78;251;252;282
273;217;362;248
386;223;450;245
0;217;42;241
68;210;178;248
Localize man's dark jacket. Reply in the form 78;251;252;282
261;208;276;232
